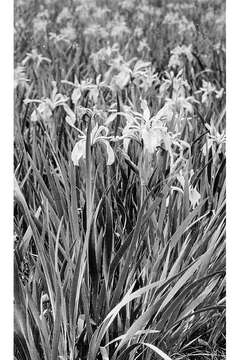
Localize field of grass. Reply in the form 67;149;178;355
14;0;226;359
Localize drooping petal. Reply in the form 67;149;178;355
141;99;151;122
72;87;82;105
71;139;86;166
171;186;184;194
100;139;115;165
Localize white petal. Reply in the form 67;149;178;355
72;88;81;105
141;99;150;122
162;133;172;152
171;186;184;194
215;88;224;99
24;99;42;105
94;125;109;139
89;87;99;103
36;103;52;123
142;127;155;153
100;140;115;165
189;187;201;208
71;139;86;166
113;68;130;90
31;110;38;122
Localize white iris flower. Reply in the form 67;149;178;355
122;99;170;154
24;81;68;123
71;124;115;166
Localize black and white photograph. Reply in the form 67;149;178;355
11;0;228;359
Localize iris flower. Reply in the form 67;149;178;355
164;71;195;116
22;49;51;69
62;77;93;105
172;169;201;208
62;75;108;105
121;99;171;154
198;80;224;105
70;124;115;166
202;123;226;156
168;45;193;69
24;81;68;123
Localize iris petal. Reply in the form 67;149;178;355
94;125;109;140
100;139;115;165
141;99;151;122
71;139;86;166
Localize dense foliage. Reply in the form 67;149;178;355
14;0;226;359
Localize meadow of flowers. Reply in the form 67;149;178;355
14;0;226;359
